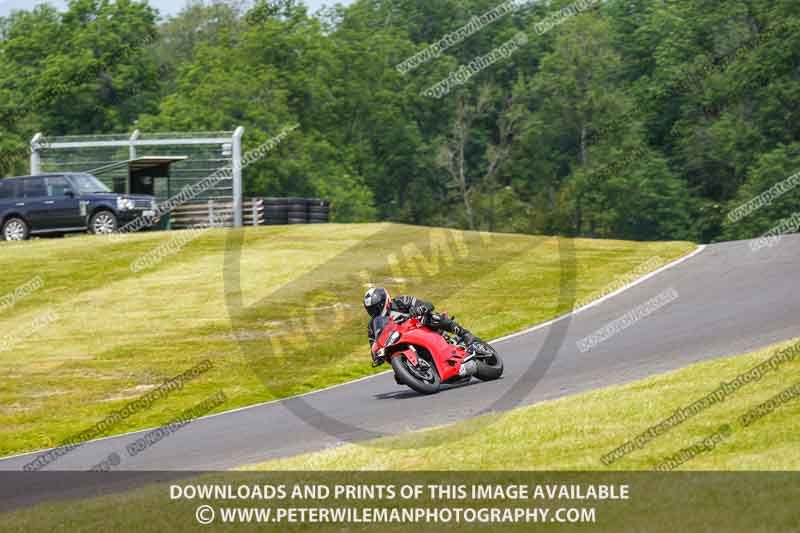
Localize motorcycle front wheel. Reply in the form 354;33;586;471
390;353;441;395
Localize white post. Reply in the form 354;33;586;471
30;133;44;175
232;126;245;228
129;130;140;161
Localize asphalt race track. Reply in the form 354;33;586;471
2;236;799;474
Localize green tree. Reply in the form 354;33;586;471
721;143;800;241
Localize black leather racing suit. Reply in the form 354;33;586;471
368;295;476;346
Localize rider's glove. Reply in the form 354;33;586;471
426;312;443;327
411;303;431;317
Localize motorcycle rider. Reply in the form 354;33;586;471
363;287;480;361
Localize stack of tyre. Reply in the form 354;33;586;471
263;198;289;225
262;197;330;225
307;199;331;224
287;198;309;224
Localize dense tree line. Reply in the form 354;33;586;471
1;0;799;242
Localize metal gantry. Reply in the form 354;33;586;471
30;128;245;227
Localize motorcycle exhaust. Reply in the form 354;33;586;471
459;359;478;377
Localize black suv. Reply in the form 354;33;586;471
0;173;157;241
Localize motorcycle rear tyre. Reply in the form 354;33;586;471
475;352;504;381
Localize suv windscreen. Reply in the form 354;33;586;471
0;179;16;200
69;174;111;195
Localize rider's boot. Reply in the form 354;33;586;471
455;326;479;348
431;313;481;348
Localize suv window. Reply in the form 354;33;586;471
0;180;16;200
70;174;111;195
45;176;73;197
22;178;46;198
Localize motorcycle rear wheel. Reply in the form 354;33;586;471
390;353;441;395
475;349;504;381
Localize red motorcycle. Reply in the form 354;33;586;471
370;314;504;394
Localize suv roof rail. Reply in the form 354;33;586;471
1;172;88;180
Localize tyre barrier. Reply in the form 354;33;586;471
263;198;289;226
164;197;329;228
308;198;330;224
261;197;330;225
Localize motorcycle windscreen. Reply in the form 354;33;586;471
370;315;390;345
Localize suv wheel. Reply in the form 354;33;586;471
90;210;118;235
2;217;29;241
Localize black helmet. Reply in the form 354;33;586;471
364;287;391;318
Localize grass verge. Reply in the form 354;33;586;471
3;339;799;532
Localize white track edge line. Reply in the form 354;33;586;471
0;244;707;464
